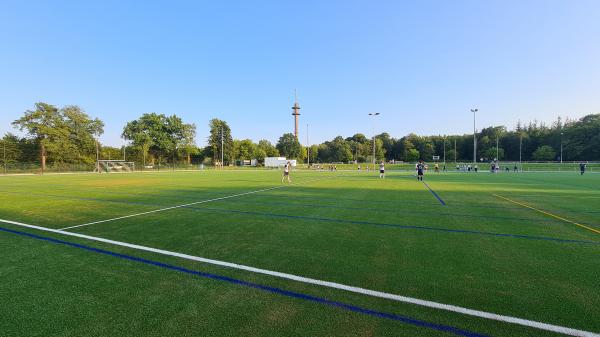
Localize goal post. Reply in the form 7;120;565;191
96;160;135;173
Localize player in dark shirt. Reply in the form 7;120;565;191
580;162;586;175
416;160;425;181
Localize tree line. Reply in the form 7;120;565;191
2;102;600;170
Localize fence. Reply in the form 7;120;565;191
1;160;598;175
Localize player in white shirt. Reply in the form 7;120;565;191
282;161;291;183
379;162;385;179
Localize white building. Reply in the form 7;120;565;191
264;157;297;167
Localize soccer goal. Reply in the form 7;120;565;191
96;160;135;173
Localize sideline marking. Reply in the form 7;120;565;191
422;181;446;206
0;226;487;337
1;218;598;337
59;176;331;231
494;194;600;236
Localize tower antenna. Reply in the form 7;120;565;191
291;90;301;139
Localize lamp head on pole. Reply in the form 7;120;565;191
470;108;478;113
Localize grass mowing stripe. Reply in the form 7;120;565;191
2;186;576;224
0;226;489;337
422;181;447;206
58;176;334;230
494;194;600;236
2;218;598;337
58;186;288;230
176;206;600;245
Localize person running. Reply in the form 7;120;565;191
580;162;586;175
416;160;425;181
282;161;291;183
379;161;385;179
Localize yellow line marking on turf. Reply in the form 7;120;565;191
493;194;600;235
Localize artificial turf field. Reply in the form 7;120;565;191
0;170;598;337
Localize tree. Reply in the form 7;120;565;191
257;139;279;157
318;136;353;163
13;102;104;170
234;139;257;160
532;145;556;161
1;133;24;164
406;149;420;162
276;133;302;159
308;144;319;163
207;119;234;165
122;113;194;167
483;147;505;161
62;105;104;164
180;122;198;164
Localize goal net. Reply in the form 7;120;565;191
96;160;135;173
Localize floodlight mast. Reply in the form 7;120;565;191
368;113;380;170
471;108;478;164
443;135;446;165
519;132;523;169
454;138;457;163
221;126;224;168
306;123;310;167
560;132;563;164
96;139;100;173
496;136;499;161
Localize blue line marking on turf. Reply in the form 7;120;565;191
186;207;600;246
0;226;489;337
422;181;446;206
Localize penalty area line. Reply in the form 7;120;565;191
59;176;333;231
0;218;598;337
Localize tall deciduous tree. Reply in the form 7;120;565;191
12;103;104;170
207;119;234;165
122;113;194;166
276;133;302;159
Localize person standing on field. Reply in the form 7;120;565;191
379;161;385;179
416;160;425;181
580;162;586;175
282;161;291;183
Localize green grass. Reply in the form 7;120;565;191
1;170;599;337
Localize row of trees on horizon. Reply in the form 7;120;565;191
2;102;600;170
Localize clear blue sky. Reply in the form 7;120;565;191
1;0;599;147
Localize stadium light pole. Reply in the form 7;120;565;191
519;132;523;169
96;139;99;173
369;112;380;170
471;108;478;164
306;123;310;167
443;136;446;165
560;132;563;164
496;136;499;161
454;138;457;164
221;126;224;169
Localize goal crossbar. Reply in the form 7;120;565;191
96;160;135;173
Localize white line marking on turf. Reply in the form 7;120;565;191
58;176;332;231
59;186;284;230
0;218;598;337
